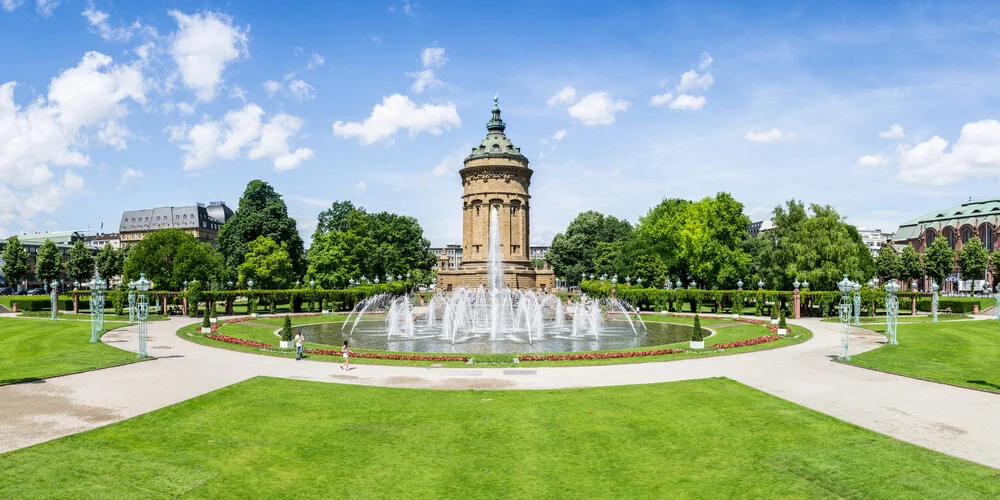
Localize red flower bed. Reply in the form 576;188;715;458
520;348;685;362
713;335;781;349
304;348;468;362
205;334;272;348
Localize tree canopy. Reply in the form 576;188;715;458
1;236;30;287
958;237;989;282
546;210;633;281
66;240;94;284
237;236;293;289
96;244;124;282
35;239;63;285
123;229;224;291
898;244;924;283
218;180;306;280
923;237;955;286
307;201;436;288
875;244;900;281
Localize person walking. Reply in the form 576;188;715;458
341;340;350;371
294;331;304;360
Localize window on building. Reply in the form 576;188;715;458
945;230;955;250
927;231;936;246
982;226;994;251
962;227;973;244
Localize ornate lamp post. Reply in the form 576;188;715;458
636;277;643;286
374;277;380;285
852;281;861;326
676;279;682;289
128;281;137;325
837;274;852;360
689;280;697;290
49;280;59;320
247;279;255;318
931;281;940;323
88;271;107;343
737;279;743;291
135;273;151;358
758;279;764;290
885;279;900;345
793;279;800;291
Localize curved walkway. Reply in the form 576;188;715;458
2;316;999;470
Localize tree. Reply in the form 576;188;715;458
674;193;751;288
123;229;225;290
237;236;293;290
35;239;63;285
547;210;633;281
66;240;95;284
874;244;900;281
989;251;1000;286
628;199;690;282
958;237;989;290
923;237;955;287
898;244;924;283
308;202;436;288
218;180;306;280
1;236;30;289
96;244;124;282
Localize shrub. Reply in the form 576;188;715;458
770;305;778;320
281;314;293;341
202;306;211;328
778;309;787;329
691;314;704;341
471;353;516;364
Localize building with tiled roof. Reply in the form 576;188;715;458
119;201;233;247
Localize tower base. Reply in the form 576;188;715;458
437;265;555;292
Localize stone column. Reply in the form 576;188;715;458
162;296;168;315
793;289;801;319
911;296;917;315
73;294;79;314
182;297;188;316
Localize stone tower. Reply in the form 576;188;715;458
437;96;555;291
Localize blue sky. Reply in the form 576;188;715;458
3;0;1000;247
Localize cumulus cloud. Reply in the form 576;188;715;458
36;0;57;17
407;47;447;93
668;94;705;111
168;10;249;102
547;86;577;106
2;0;23;13
880;123;905;139
228;85;247;102
857;154;887;168
306;52;325;70
333;94;461;146
0;51;144;230
116;167;143;189
82;2;143;42
172;103;314;172
744;128;794;142
567;92;630;126
553;129;568;141
698;53;713;70
263;80;282;96
676;69;713;93
649;92;673;107
897;119;1000;185
287;79;315;101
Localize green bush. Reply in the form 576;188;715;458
778;309;786;329
916;297;990;314
281;315;293;341
0;296;50;311
691;314;704;341
202;306;211;328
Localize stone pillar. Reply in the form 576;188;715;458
73;294;80;314
226;295;234;315
793;289;801;319
182;297;189;316
911;296;917;315
162;296;168;316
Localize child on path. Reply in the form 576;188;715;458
341;340;350;371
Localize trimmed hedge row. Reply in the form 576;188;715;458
916;297;993;313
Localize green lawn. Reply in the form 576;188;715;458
0;317;142;385
844;320;1000;392
1;377;996;498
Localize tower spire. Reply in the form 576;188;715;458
487;93;505;132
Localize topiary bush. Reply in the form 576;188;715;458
778;309;787;329
281;314;293;341
691;314;704;341
202;306;211;328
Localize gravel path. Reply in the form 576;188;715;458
1;315;998;470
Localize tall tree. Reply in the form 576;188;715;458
547;210;633;281
898;243;924;283
66;240;95;284
674;193;752;288
628;199;689;281
35;239;63;285
1;236;30;289
923;236;955;287
237;236;293;290
96;244;124;282
218;180;306;279
874;244;900;281
958;237;989;287
123;229;224;290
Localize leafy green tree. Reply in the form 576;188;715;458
308;201;436;288
898;244;924;283
628;199;689;280
752;200;874;290
989;251;1000;286
66;240;95;284
237;236;293;290
1;236;30;288
546;210;633;281
96;244;124;282
923;237;955;287
675;193;751;288
123;229;224;290
874;244;900;281
35;239;63;285
958;237;989;288
218;180;306;280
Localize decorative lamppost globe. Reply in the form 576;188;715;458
227;281;233;289
589;274;594;280
689;280;697;290
911;280;918;291
676;279;682;289
247;279;254;291
349;278;355;287
310;279;316;288
793;279;800;291
636;277;642;286
406;272;411;280
758;279;764;290
736;279;743;290
361;276;367;284
73;280;80;290
802;280;809;290
374;277;380;284
611;275;618;285
625;276;631;284
183;280;188;291
135;273;152;358
599;275;605;284
295;279;300;288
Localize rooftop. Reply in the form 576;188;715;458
466;95;527;163
894;198;1000;240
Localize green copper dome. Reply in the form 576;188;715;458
467;94;527;162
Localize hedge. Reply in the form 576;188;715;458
916;296;993;313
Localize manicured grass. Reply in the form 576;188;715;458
179;316;812;367
844;320;1000;393
0;317;141;385
1;376;997;498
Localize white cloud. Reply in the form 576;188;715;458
263;80;282;96
567;92;630;126
857;154;887;168
407;47;447;94
174;103;314;172
649;92;673;107
668;94;706;111
228;85;247;102
168;10;249;102
431;145;471;176
354;180;367;190
676;69;714;93
287;79;315;101
116;167;143;189
176;102;195;114
306;53;325;70
333;93;461;146
2;0;23;12
698;53;713;70
744;128;794;142
82;2;142;42
553;129;568;141
879;123;905;139
36;0;57;17
0;51;143;228
897;119;1000;185
547;86;577;106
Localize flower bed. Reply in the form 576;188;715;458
713;335;781;349
520;348;685;362
205;334;272;348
